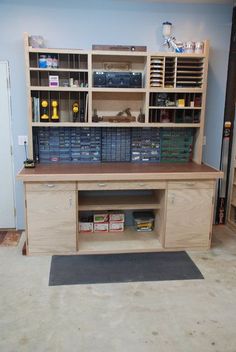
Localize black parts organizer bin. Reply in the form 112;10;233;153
34;127;193;164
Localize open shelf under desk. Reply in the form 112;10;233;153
78;227;162;254
78;194;161;211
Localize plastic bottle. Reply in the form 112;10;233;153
52;56;58;68
47;55;52;68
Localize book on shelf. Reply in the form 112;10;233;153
85;93;88;123
32;97;40;122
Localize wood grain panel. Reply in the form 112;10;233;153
26;190;76;254
17;162;223;182
165;188;214;248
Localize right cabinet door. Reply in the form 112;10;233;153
165;187;214;249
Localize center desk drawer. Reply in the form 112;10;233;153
77;181;166;191
25;182;76;192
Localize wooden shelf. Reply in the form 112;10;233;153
149;106;201;110
149;88;203;93
147;123;201;128
31;122;201;128
30;68;88;72
30;86;88;92
79;194;160;211
78;227;162;254
92;87;146;93
32;122;90;127
28;47;89;55
32;122;144;127
91;50;147;57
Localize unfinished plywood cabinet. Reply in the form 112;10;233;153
25;182;77;254
18;164;223;255
165;184;215;248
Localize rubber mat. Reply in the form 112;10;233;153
49;251;203;286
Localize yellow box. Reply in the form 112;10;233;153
177;99;185;107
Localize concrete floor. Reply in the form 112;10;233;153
0;226;236;352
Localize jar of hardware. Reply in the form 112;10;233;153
195;41;204;54
184;41;195;54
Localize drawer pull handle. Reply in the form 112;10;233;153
138;183;146;187
46;184;55;188
186;182;195;186
97;183;107;187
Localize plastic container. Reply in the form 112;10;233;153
47;55;53;68
184;41;195;54
133;211;155;232
38;55;47;68
29;35;44;48
195;41;204;54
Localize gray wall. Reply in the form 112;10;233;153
0;0;232;228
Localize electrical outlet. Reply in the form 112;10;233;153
18;135;28;145
203;136;206;145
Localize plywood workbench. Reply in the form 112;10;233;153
17;162;223;255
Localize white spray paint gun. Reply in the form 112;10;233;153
162;22;182;53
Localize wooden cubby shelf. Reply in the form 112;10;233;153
78;193;161;211
78;228;162;255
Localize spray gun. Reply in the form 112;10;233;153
162;22;182;53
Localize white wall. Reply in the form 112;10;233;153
0;0;232;228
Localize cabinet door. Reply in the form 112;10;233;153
26;190;76;254
165;188;214;248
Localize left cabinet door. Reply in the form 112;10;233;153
25;182;77;254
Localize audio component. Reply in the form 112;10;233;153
93;71;142;88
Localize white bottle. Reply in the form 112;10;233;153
47;55;52;68
52;56;58;68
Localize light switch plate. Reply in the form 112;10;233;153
18;135;28;145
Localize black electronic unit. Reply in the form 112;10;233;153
93;71;142;88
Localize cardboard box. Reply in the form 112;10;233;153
109;221;124;232
177;99;185;107
94;213;109;223
94;222;109;232
49;75;59;87
109;213;125;222
79;222;93;233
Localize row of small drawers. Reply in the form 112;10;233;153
25;180;215;192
